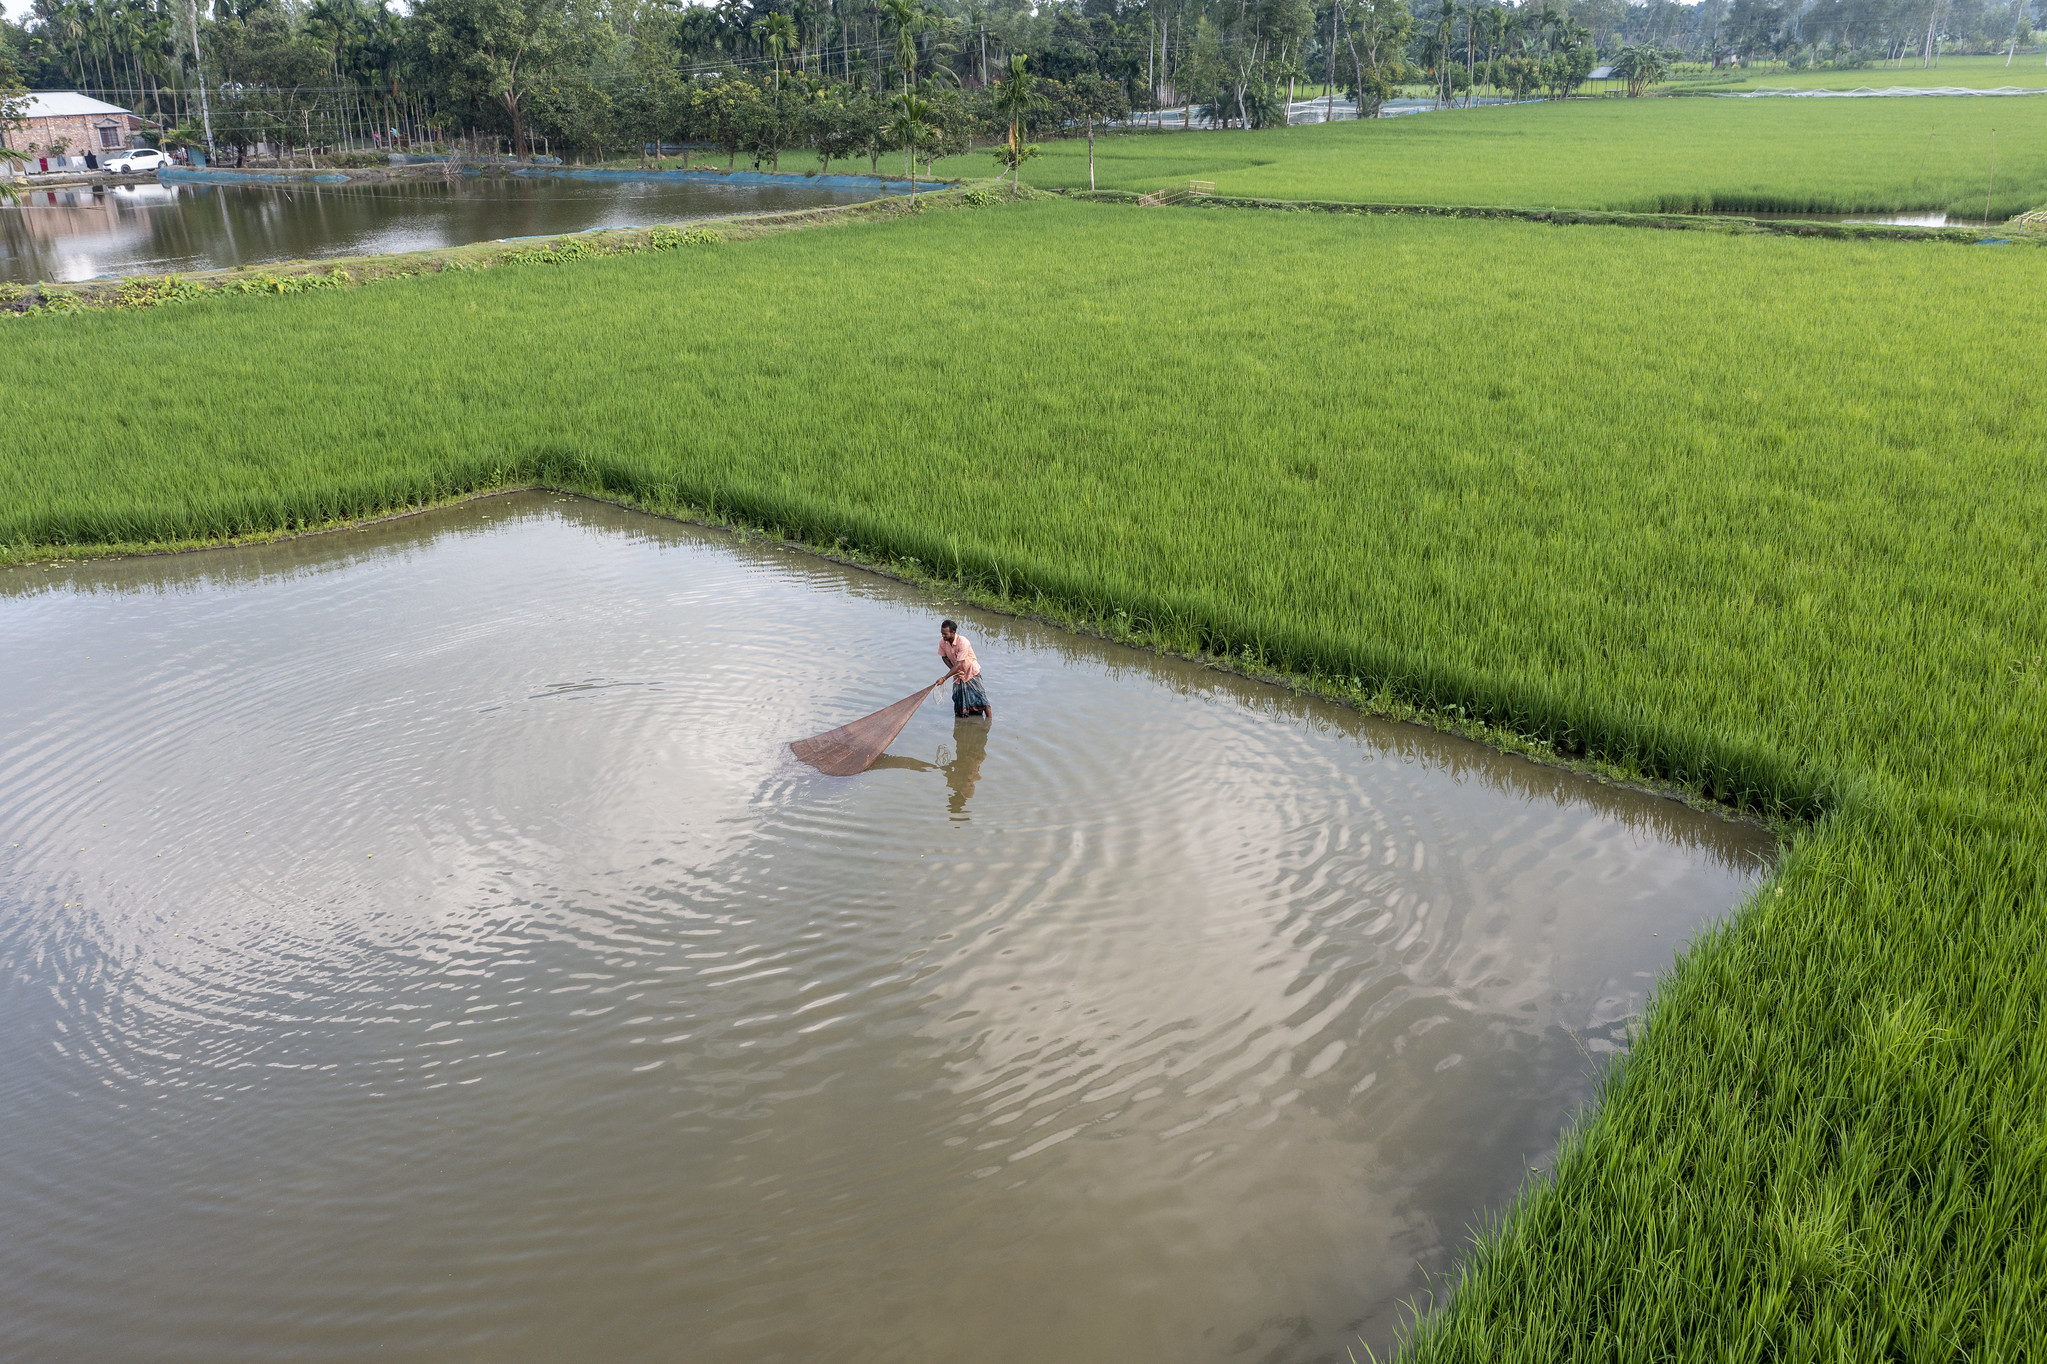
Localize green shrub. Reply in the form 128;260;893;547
499;237;599;266
219;266;353;296
116;275;209;308
648;225;724;249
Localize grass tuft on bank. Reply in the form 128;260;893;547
2;200;2043;1358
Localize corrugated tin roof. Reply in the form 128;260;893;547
14;92;137;119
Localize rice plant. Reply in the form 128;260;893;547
930;94;2047;220
1661;51;2047;93
2;201;2043;1359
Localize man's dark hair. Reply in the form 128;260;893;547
941;619;957;631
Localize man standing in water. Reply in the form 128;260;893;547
939;620;992;720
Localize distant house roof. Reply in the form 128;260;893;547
15;92;137;119
1587;65;1617;80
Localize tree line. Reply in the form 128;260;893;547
2;0;2040;167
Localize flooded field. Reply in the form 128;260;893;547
0;172;894;283
0;494;1773;1363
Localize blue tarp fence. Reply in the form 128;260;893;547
160;168;348;184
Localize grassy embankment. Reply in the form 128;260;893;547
5;202;2045;1359
934;93;2047;218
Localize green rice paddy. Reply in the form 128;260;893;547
5;202;2044;1358
932;94;2047;218
1663;52;2047;92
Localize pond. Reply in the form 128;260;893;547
0;172;900;283
0;494;1773;1363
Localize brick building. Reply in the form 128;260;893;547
3;92;147;165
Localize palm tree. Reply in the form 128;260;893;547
987;55;1043;196
988;51;1042;193
877;0;921;97
1483;5;1514;98
755;12;796;92
886;90;931;194
1431;0;1456;107
307;0;357;79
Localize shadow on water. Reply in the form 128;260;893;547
0;492;1775;1364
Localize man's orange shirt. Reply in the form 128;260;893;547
940;634;981;682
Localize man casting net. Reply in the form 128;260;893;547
789;620;994;776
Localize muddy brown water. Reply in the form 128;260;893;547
0;494;1773;1363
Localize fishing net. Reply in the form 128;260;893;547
790;676;948;776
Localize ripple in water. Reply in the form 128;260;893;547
0;494;1773;1363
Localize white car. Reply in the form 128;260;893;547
103;147;166;175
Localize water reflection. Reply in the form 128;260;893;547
865;719;992;818
945;718;992;815
0;493;1773;1363
0;174;893;282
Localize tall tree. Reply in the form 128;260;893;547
1062;71;1126;190
0;53;31;200
415;0;578;158
754;10;794;91
885;89;930;191
1339;0;1410;117
987;51;1040;196
1613;43;1670;95
877;0;920;95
